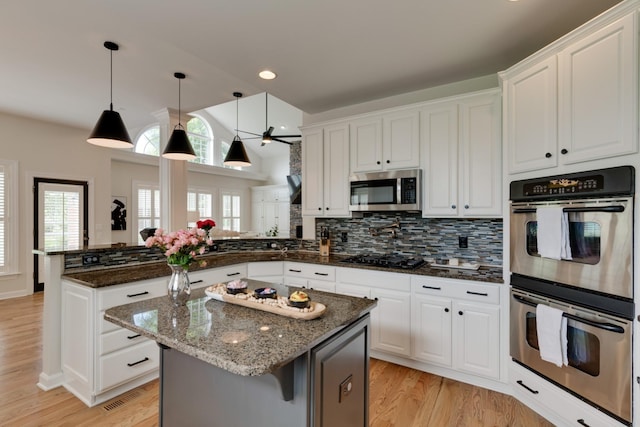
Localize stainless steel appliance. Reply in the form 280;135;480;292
509;166;635;425
341;254;425;270
510;166;634;299
349;169;421;212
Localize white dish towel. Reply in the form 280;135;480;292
536;304;568;367
536;206;572;260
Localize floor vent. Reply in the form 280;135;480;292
102;390;141;412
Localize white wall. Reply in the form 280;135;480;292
261;155;290;186
0;111;112;298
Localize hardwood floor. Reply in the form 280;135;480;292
0;293;552;426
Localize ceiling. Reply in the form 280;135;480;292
0;0;622;153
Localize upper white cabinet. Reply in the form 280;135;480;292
503;11;637;174
251;185;289;237
350;109;420;173
301;124;351;217
421;91;502;217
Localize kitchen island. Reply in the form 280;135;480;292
104;280;377;427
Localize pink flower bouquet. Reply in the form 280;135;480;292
145;228;213;270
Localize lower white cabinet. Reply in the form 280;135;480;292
410;276;500;380
283;261;336;293
247;261;284;284
510;361;626;427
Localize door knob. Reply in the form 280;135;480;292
561;148;568;155
545;152;552;158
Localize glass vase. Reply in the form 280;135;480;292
167;263;191;305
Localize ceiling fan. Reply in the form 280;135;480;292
237;93;301;146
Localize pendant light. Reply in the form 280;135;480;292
223;92;252;167
162;72;196;160
87;41;133;149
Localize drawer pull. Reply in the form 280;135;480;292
226;272;241;277
422;285;441;290
314;272;329;276
127;357;150;367
190;280;203;285
516;380;539;394
127;334;141;340
127;291;149;298
577;419;590;427
288;269;302;273
466;291;488;297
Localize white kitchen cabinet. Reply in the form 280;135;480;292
301;123;351;217
247;261;284;285
421;90;501;217
350;110;420;173
251;185;289;237
410;276;501;380
502;11;637;174
188;264;248;287
336;267;412;357
283;261;336;293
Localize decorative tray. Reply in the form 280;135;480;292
429;262;480;271
204;284;326;320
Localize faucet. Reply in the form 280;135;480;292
369;219;400;238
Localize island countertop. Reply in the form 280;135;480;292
104;281;377;376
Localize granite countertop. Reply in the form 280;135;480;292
104;281;377;376
62;250;504;288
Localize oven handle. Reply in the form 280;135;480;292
512;294;625;334
511;205;625;214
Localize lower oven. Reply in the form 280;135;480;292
510;284;632;425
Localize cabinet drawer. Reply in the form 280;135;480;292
98;340;158;392
100;327;149;355
248;261;284;277
454;282;499;305
98;279;166;310
306;279;336;293
411;276;499;305
339;267;411;292
411;276;456;298
284;262;335;281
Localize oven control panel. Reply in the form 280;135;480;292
523;174;604;196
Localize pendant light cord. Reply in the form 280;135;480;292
178;77;182;129
236;95;239;137
109;47;113;111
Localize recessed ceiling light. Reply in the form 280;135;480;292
259;70;277;80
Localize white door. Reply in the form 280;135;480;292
35;180;87;291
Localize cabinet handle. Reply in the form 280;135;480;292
326;207;329;210
466;291;488;297
318;207;322;211
377;161;381;165
190;280;203;285
464;204;469;209
288;269;302;273
386;160;390;164
374;297;379;301
127;291;149;298
516;380;539;394
127;357;150;367
458;311;463;315
545;152;552;158
127;334;141;340
226;272;241;277
561;148;568;155
451;204;456;209
576;420;590;427
314;272;329;276
444;308;449;313
422;285;441;290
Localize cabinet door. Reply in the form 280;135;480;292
459;93;502;217
350;117;383;173
383;110;420;170
370;288;411;356
276;202;290;237
453;301;499;379
411;294;452;366
421;103;459;217
301;128;324;216
504;56;558;174
323;123;351;217
559;13;637;165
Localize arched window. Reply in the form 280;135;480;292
187;116;213;165
134;125;160;156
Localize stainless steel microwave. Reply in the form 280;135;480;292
349;169;421;212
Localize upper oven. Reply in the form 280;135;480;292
509;166;634;300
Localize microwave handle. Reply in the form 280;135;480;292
512;294;625;334
512;205;625;214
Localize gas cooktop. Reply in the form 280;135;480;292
341;254;425;270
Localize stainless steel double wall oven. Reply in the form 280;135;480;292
509;166;635;425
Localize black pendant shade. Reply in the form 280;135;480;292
162;72;196;161
224;135;252;167
224;91;251;167
87;41;133;149
87;108;133;148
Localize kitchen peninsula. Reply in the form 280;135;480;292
105;282;376;426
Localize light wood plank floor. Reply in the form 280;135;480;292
0;293;552;426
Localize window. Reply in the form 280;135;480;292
221;191;241;231
136;184;160;244
134;125;160;156
187;189;214;227
0;160;17;274
187;117;213;165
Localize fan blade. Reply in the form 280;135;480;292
237;129;262;137
271;134;301;138
265;126;275;137
272;137;293;145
